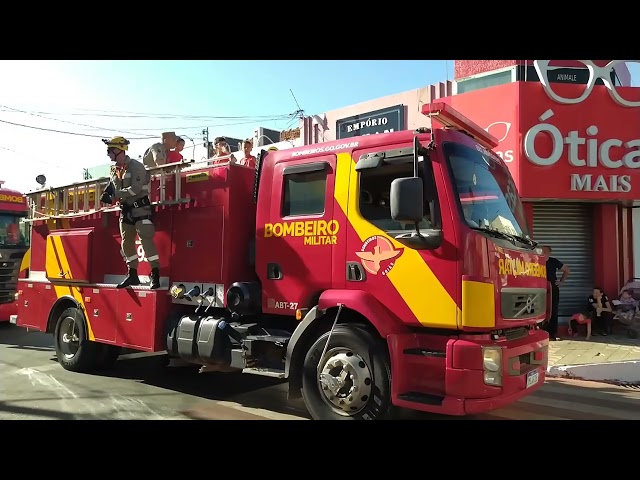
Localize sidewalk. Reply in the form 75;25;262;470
547;331;640;383
548;334;640;367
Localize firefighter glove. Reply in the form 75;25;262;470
104;182;115;196
100;192;113;205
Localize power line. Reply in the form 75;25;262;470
0;117;155;139
0;107;296;121
71;117;292;132
0;104;294;140
0;104;155;139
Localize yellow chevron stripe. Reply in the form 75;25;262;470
43;220;95;341
333;152;460;329
19;248;30;272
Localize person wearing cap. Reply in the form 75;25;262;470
101;136;161;290
143;131;178;168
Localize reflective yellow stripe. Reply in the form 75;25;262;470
42;222;95;341
19;248;30;272
333;152;460;328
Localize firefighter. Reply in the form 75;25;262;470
143;131;178;168
101;136;161;290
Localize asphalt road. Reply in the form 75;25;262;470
1;322;638;420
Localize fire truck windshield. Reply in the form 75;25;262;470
0;213;28;247
444;141;530;241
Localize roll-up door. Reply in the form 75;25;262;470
532;203;594;317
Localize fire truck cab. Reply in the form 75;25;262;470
0;181;30;322
16;103;549;420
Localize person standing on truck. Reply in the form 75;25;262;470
211;137;236;164
101;137;161;290
143;131;178;168
167;137;185;164
236;139;256;168
542;245;570;341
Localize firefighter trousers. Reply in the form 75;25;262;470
119;218;160;270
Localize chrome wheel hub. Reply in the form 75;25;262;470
59;316;80;359
318;348;373;416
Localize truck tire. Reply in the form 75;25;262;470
301;324;392;420
53;307;104;373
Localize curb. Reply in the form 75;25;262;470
547;360;640;384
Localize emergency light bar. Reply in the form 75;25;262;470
422;102;499;150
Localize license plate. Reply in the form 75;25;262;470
526;369;539;389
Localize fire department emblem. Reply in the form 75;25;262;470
356;236;402;276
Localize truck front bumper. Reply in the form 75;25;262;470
388;328;549;416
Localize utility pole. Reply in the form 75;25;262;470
202;127;210;158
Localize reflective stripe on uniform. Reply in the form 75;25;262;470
141;184;150;191
141;219;153;224
128;190;137;196
124;173;132;179
147;255;159;261
126;255;138;261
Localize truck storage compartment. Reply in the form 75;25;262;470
45;228;95;284
115;287;170;351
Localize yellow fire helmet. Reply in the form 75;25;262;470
102;136;130;151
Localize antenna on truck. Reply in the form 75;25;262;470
422;102;499;150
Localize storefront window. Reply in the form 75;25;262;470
444;142;530;239
0;213;29;247
455;69;514;94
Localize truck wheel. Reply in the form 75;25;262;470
301;324;392;420
53;307;103;373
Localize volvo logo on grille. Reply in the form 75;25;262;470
1;262;7;267
525;296;534;314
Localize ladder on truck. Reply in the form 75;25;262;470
24;160;216;222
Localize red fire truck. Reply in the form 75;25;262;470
0;181;29;322
15;103;550;420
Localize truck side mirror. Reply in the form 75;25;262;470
390;177;424;224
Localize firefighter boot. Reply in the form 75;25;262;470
149;268;160;290
117;268;140;289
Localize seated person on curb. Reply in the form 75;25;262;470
614;289;638;323
586;287;614;336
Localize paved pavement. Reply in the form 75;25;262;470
548;333;640;367
1;323;639;420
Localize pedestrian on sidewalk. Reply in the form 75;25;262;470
587;287;614;336
543;245;570;341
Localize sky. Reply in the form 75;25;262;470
0;60;638;194
0;60;452;193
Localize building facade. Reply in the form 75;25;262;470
315;60;639;320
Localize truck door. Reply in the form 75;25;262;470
261;154;337;314
339;144;459;329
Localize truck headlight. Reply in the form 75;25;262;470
482;347;502;371
482;347;503;386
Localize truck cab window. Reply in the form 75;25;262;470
282;170;327;217
0;213;27;247
358;158;433;231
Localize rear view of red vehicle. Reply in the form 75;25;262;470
0;181;29;322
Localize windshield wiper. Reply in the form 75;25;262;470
511;234;538;248
474;226;538;247
470;226;537;249
469;226;516;245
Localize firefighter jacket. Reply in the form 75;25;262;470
113;156;153;220
143;142;169;168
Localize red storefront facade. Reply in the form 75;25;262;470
445;63;640;318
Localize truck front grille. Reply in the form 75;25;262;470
500;287;546;320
